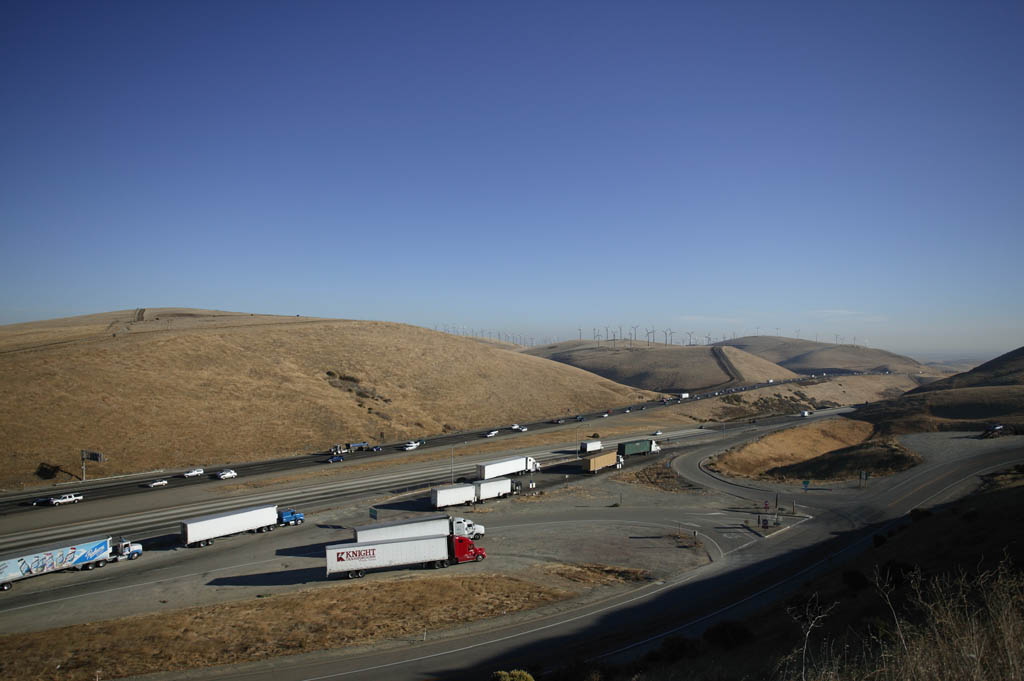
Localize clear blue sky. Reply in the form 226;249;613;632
2;1;1021;360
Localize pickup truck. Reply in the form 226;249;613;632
50;493;83;506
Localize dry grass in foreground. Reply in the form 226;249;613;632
612;461;699;493
0;573;570;681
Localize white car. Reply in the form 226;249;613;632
519;426;528;432
50;493;83;506
653;430;663;436
217;469;237;480
146;479;168;488
484;430;499;438
183;468;204;478
401;441;422;451
510;424;523;431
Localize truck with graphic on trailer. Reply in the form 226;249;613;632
326;534;485;579
1;536;142;591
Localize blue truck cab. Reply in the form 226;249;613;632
278;508;305;526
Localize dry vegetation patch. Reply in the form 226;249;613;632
708;419;876;479
612;461;699;493
543;562;652;585
0;573;570;681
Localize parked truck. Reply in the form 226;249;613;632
474;477;521;502
1;536;142;591
431;484;476;509
616;439;662;457
476;456;541;480
326;533;485;579
680;392;690;399
181;505;304;548
581;451;623;473
578;440;603;454
354;514;484;542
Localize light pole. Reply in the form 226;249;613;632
451;443;455;483
575;426;581;457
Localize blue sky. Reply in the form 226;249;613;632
2;1;1021;360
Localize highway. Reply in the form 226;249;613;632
2;401;1016;681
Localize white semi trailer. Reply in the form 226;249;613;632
474;477;520;502
181;505;304;548
475;456;541;480
431;484;477;509
326;534;485;579
354;514;485;541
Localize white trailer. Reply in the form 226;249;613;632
354;514;484;542
326;534;485;579
431;484;476;509
680;392;690;399
475;456;541;480
578;440;603;454
474;477;519;502
181;505;279;547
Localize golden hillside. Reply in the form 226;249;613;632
522;340;798;392
713;336;928;374
0;309;656;488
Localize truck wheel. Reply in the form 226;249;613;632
208;538;214;545
441;559;450;568
296;518;303;525
83;562;95;570
473;533;481;540
356;570;365;578
96;560;107;568
475;554;484;562
347;571;358;580
0;583;10;591
128;552;140;560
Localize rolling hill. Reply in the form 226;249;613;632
0;309;657;488
712;336;929;374
523;340;798;392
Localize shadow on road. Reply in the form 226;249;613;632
277;541;340;558
207;566;324;587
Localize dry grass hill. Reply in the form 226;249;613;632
856;345;1024;435
523;340;798;393
713;336;929;375
0;308;656;489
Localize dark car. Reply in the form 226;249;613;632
326;455;345;463
551;418;565;424
371;445;383;452
576;415;585;421
29;497;52;506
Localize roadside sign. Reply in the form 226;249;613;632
802;480;810;491
369;507;378;520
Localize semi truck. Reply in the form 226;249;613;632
680;393;690;399
581;452;623;473
476;456;541;480
354;514;485;542
579;440;603;454
616;439;662;457
1;536;142;591
474;477;521;502
181;505;305;548
326;533;485;579
431;484;476;508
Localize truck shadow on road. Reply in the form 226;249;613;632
276;542;338;558
206;566;324;587
376;497;435;512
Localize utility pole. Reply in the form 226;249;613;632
686;331;694;346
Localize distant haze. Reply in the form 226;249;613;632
2;4;1021;360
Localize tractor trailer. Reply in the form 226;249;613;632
474;477;520;502
354;514;485;541
1;536;142;591
326;533;485;579
431;479;522;509
476;456;540;480
579;440;603;454
581;452;623;473
181;505;304;548
617;439;662;457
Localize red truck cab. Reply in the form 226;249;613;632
451;535;486;563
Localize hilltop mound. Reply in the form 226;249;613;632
523;340;797;392
713;336;927;374
907;346;1024;394
0;309;655;488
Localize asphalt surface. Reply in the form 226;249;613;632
2;408;1019;681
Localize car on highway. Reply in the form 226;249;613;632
326;454;345;463
146;479;168;488
551;418;566;424
484;430;499;438
624;408;631;413
216;469;237;480
401;440;425;450
653;430;663;436
576;415;585;421
371;445;383;452
49;493;83;506
183;468;204;478
29;497;52;506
